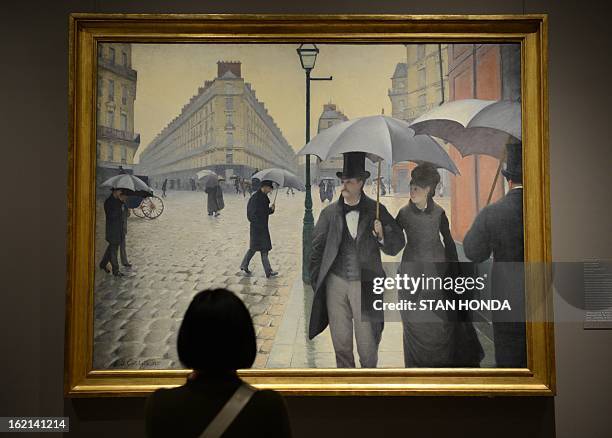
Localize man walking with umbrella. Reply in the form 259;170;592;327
99;188;129;277
308;152;405;368
463;142;526;368
240;180;278;278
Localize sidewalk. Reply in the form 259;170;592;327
266;275;495;368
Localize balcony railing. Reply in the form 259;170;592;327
97;125;140;144
98;58;137;81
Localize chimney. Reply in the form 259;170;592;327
323;103;337;111
217;61;242;78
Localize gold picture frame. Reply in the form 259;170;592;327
66;13;553;397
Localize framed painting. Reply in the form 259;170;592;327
66;14;553;396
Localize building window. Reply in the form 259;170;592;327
120;113;128;131
121;85;127;105
399;99;406;110
110;145;116;162
97;76;103;95
327;121;334;128
226;113;234;128
226;149;233;164
418;69;426;88
96;142;102;160
107;110;114;128
225;97;233;110
108;80;115;101
122;51;127;66
121;146;127;164
226;132;234;146
417;45;426;60
418;94;427;107
109;47;115;65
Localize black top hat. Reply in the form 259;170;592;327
336;152;371;179
501;141;522;183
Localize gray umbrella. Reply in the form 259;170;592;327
297;115;459;174
252;168;305;204
410;99;521;207
100;174;152;196
409;99;521;159
197;169;221;188
252;168;306;191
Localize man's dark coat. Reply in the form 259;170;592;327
247;189;274;251
309;194;405;339
104;194;124;245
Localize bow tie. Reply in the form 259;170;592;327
343;203;360;214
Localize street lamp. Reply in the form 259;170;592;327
297;43;332;284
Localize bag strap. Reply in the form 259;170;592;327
199;384;256;438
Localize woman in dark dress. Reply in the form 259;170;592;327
395;164;482;367
205;177;225;217
145;289;291;438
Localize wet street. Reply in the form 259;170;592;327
93;188;493;370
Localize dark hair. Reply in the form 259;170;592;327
410;163;440;198
177;289;256;371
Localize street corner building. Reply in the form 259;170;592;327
136;61;298;191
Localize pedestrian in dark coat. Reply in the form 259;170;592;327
309;152;405;368
395;163;483;367
99;188;127;276
205;178;225;217
119;202;131;268
463;142;526;368
161;178;168;198
240;180;277;278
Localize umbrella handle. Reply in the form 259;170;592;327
486;160;503;206
376;161;381;220
485;148;507;207
273;185;278;203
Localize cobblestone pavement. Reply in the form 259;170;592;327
94;188;314;370
93;188;492;370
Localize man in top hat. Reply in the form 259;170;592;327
240;179;278;278
463;142;526;368
308;152;405;368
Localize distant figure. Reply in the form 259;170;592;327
318;179;334;202
99;188;128;277
463;142;526;368
118;165;126;174
234;177;241;194
205;178;225;217
145;289;292;438
286;187;295;196
240;180;278;278
190;178;197;191
161;178;168;198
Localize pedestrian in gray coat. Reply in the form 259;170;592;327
309;152;405;368
463;142;526;368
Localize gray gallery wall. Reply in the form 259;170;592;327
1;0;611;437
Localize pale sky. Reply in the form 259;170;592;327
132;44;406;162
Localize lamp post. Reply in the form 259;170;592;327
297;43;332;284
